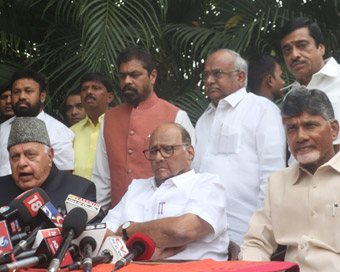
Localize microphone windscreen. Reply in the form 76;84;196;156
10;188;50;225
62;208;87;238
126;233;155;261
79;236;97;252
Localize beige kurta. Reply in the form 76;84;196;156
240;151;340;272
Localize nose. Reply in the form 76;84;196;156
18;91;26;100
291;46;301;60
17;155;28;168
204;73;215;86
154;149;164;162
5;95;11;104
71;106;78;116
296;127;309;143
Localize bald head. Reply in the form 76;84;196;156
147;123;194;186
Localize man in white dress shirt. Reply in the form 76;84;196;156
103;123;229;261
0;69;74;176
280;17;340;152
194;49;286;246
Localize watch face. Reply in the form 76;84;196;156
123;221;131;229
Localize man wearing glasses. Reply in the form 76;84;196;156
193;49;286;246
102;123;229;261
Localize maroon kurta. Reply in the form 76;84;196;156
104;93;179;207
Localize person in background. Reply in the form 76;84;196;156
194;49;286;245
92;46;195;212
0;83;15;124
280;17;340;152
64;89;86;126
247;54;285;102
0;69;75;176
71;72;114;180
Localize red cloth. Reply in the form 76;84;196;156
86;259;299;272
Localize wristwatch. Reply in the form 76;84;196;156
122;221;132;240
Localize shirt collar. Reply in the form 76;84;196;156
291;151;340;185
155;169;195;188
314;57;338;78
84;114;104;127
205;87;247;112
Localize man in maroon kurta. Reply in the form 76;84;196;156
92;46;195;212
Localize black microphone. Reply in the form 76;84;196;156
61;250;113;271
113;233;155;271
79;236;96;272
47;207;88;272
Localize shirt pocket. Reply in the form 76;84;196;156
158;203;183;218
217;125;242;154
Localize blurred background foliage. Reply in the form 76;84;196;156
1;0;340;124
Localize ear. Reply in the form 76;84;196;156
267;74;274;87
186;145;195;163
319;43;325;57
330;119;339;141
107;92;114;104
237;70;246;86
40;91;46;104
47;147;54;167
149;69;157;85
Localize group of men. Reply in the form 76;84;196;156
0;16;340;270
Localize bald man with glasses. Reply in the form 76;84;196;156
194;49;287;246
102;122;229;261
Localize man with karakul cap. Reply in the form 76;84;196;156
0;117;96;211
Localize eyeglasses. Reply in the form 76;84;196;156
143;144;189;161
201;69;239;81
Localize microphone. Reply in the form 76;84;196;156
113;233;155;271
61;250;113;271
79;236;96;272
0;206;24;236
32;228;61;249
9;201;60;257
0;254;48;272
39;202;64;232
0;234;64;271
97;236;128;264
72;223;107;257
10;188;50;226
47;207;88;272
65;194;101;223
0;220;13;255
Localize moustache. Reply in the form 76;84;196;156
290;59;306;68
122;85;138;94
15;100;30;107
85;94;96;102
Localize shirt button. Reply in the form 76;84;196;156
127;169;132;174
129;130;135;135
312;184;317;188
128;149;133;155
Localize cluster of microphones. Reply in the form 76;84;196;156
0;188;156;272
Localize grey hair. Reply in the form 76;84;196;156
281;87;335;122
43;144;51;154
213;49;248;87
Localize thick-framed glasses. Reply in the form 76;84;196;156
201;69;239;81
143;144;189;161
